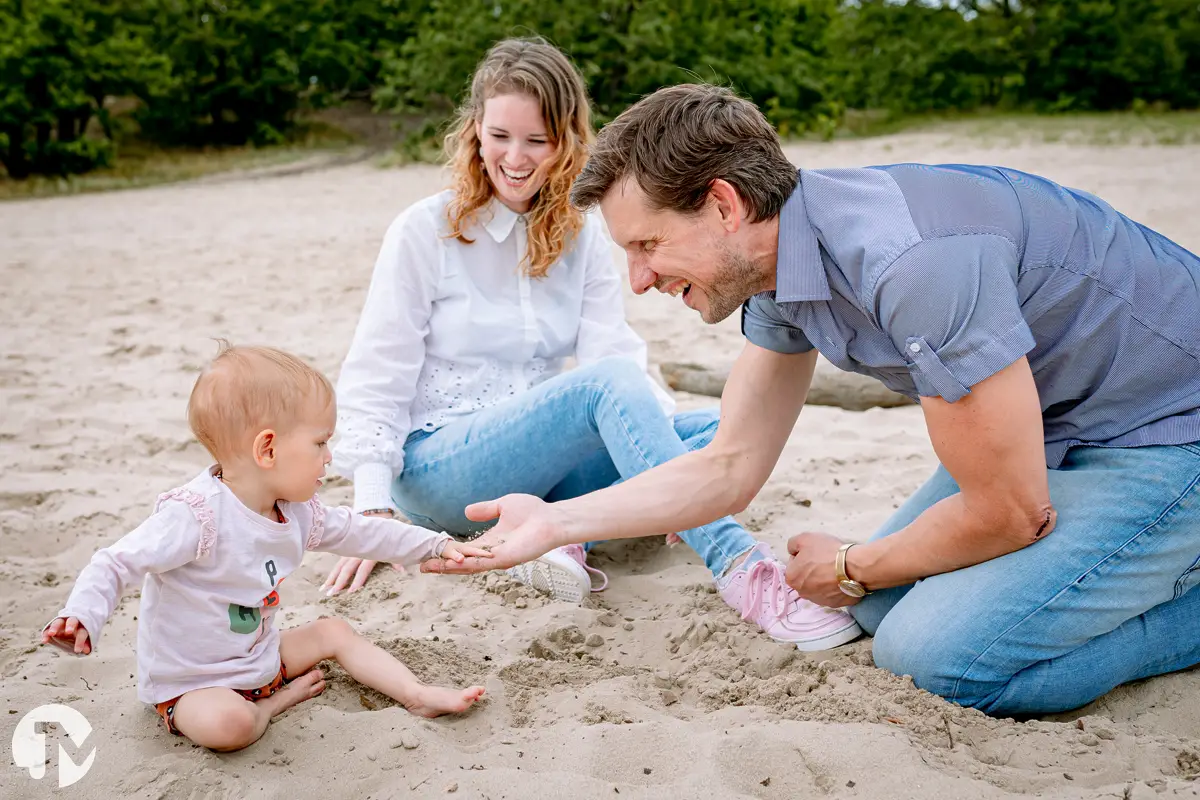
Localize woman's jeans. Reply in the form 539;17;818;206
392;357;757;578
851;442;1200;716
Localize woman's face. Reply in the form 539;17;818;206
476;93;555;214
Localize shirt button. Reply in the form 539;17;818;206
908;342;921;354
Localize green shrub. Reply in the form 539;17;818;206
3;0;1198;179
0;0;169;178
375;0;842;137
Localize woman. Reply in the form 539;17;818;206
323;37;860;651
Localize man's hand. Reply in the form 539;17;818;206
421;494;566;575
322;510;405;595
785;532;861;608
42;617;92;655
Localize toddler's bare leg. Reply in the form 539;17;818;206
279;618;485;718
169;671;326;751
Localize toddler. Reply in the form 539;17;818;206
41;342;491;751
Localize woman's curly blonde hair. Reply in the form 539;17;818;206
443;37;593;279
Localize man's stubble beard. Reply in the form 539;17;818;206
700;246;767;324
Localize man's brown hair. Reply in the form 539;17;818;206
570;84;797;220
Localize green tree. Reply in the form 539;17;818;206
0;0;169;178
130;0;306;146
132;0;429;148
375;0;840;139
1013;0;1200;110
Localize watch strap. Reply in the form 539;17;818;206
836;542;855;583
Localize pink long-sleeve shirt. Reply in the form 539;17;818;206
50;467;450;704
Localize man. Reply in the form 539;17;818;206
424;84;1200;716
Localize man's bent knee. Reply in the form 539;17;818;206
849;586;907;636
871;611;997;710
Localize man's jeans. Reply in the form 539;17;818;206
852;442;1200;715
391;357;757;578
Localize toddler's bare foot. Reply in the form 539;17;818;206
404;685;486;718
261;668;326;718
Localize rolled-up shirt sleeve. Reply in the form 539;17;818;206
873;234;1035;403
740;293;815;354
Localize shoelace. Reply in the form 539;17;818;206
738;559;789;622
564;544;609;592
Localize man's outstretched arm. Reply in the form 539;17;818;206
423;343;817;573
557;343;818;543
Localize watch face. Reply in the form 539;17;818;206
838;580;866;598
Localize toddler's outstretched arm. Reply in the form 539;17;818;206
42;502;203;654
310;504;491;567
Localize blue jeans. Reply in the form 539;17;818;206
391;357;757;578
851;442;1200;716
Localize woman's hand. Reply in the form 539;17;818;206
421;493;567;575
42;617;92;655
321;510;405;596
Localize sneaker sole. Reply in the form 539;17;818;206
780;618;864;652
505;553;591;604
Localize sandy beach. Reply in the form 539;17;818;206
3;131;1200;799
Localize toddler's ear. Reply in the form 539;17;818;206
252;429;277;467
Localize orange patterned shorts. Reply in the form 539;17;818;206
155;664;290;736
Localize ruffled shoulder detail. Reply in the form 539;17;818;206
305;496;326;551
154;488;217;558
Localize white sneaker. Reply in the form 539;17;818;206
505;544;608;604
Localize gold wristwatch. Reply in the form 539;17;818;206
836;542;869;598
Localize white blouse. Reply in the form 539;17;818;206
332;190;676;513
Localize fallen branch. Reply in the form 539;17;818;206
659;360;914;411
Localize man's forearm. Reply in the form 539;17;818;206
554;446;745;544
847;494;1053;589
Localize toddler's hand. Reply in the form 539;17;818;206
42;617;92;655
437;541;496;564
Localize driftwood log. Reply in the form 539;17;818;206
660;360;914;411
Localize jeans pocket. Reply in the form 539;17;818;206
1174;553;1200;600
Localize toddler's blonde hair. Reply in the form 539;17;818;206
187;339;334;461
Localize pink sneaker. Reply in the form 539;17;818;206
505;544;608;604
716;543;862;651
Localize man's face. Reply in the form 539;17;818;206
599;178;764;324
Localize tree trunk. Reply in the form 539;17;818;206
2;125;31;179
659;360;915;411
57;112;78;144
35;121;51;149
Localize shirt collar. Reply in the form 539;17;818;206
775;171;832;302
481;199;524;243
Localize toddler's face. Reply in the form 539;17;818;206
269;399;336;504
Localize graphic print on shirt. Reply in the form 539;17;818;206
226;559;284;634
261;557;286;608
228;603;261;634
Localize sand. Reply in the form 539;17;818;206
3;132;1200;799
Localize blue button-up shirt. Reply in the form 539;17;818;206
741;164;1200;467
